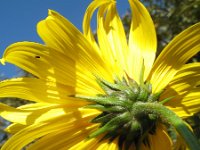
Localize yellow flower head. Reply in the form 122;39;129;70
0;0;200;150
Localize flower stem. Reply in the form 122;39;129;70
133;102;200;150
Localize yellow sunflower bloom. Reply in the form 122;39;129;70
0;0;200;149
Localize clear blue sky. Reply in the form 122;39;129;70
0;0;129;78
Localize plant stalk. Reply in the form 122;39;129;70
133;102;200;150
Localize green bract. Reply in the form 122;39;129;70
79;77;163;149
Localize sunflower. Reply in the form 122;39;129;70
0;0;200;149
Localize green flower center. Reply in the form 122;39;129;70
80;77;163;149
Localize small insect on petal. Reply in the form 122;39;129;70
35;56;40;58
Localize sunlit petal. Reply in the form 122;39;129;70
165;88;200;117
0;78;76;104
83;0;113;50
1;109;99;150
97;2;129;77
150;23;200;93
161;63;200;99
128;0;157;82
37;10;112;81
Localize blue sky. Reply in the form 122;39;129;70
0;0;129;78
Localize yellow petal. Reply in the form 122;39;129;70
5;123;26;134
96;138;118;150
149;23;200;93
2;108;99;150
0;103;31;125
83;0;113;51
2;119;68;150
1;42;105;96
161;63;200;99
107;138;119;150
1;42;76;86
26;123;98;150
69;137;100;150
37;10;112;81
141;126;173;150
0;78;76;104
165;88;200;117
128;0;157;83
97;2;129;77
95;141;112;150
1;102;90;125
69;135;118;150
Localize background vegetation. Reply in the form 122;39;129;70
0;0;200;147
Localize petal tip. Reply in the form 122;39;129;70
48;9;53;15
48;9;58;17
0;58;6;65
